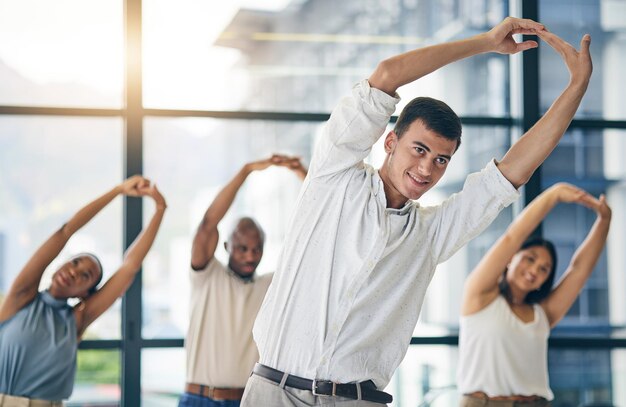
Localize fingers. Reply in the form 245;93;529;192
535;30;570;52
580;33;591;55
268;154;303;168
537;30;590;55
511;28;541;36
505;17;545;32
516;40;539;52
577;193;600;209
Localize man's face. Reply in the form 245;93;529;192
226;229;264;277
379;120;457;208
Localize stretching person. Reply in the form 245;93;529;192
0;176;166;406
179;155;306;407
458;183;611;406
243;18;592;406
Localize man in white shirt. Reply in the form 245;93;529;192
179;155;306;407
242;17;592;407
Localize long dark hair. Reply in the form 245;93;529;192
499;237;557;304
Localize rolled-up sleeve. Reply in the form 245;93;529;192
430;159;520;263
309;79;400;179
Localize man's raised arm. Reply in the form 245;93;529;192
191;155;306;270
369;17;544;96
497;31;592;188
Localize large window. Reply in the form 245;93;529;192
0;0;124;108
1;0;625;406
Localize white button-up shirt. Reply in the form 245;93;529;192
253;79;519;389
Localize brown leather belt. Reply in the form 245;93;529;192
467;391;547;403
185;383;245;400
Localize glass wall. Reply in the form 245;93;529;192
539;0;626;120
0;0;124;108
1;0;625;405
0;116;124;339
68;350;121;407
143;0;510;115
142;118;314;338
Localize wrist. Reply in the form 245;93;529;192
567;76;590;93
474;32;495;54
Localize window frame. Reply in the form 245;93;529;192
1;0;626;404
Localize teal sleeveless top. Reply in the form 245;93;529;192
0;290;77;400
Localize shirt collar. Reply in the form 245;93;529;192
41;290;70;309
373;169;418;215
225;267;255;284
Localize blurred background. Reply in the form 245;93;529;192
1;0;625;405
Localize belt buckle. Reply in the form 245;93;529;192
312;379;336;396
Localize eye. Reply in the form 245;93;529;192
72;258;79;266
435;157;448;165
414;147;425;154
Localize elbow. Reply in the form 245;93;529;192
510;174;531;190
123;259;143;274
59;223;74;239
369;59;399;95
497;162;530;190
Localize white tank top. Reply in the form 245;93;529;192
457;295;554;400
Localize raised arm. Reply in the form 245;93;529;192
75;183;167;335
461;183;595;315
191;154;304;270
541;195;611;327
369;17;544;96
497;31;592;188
0;175;148;322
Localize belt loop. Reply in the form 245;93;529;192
356;382;362;400
279;372;289;389
199;384;206;397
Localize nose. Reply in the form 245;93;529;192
529;264;541;276
243;250;256;262
417;159;432;177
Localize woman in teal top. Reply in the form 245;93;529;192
0;175;167;404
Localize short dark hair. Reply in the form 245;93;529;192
499;237;558;304
394;97;462;151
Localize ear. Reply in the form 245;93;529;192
77;291;90;301
384;130;398;154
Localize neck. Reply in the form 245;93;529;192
505;286;527;306
378;166;408;209
230;267;254;281
46;286;68;301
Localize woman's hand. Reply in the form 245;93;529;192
592;194;612;221
119;175;150;197
140;183;167;210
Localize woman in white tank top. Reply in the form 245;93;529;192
457;183;611;406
